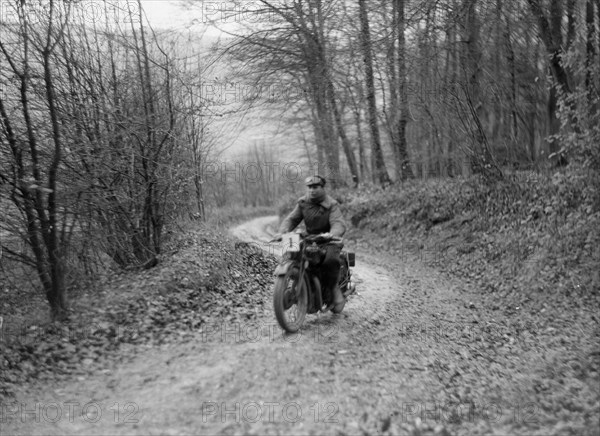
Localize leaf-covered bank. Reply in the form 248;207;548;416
332;167;600;434
0;227;277;401
339;168;599;307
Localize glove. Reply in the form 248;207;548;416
320;232;333;239
269;233;283;243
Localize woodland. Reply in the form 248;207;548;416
1;3;599;434
0;0;598;405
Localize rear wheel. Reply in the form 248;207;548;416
273;268;307;333
338;261;349;293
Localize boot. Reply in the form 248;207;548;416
332;285;345;314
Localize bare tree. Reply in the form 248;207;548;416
0;0;73;319
0;0;214;318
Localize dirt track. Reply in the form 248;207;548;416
2;216;573;435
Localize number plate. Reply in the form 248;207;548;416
284;232;300;252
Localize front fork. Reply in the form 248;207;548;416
274;259;315;307
274;258;341;313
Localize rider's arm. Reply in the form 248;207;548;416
328;203;346;238
278;202;303;234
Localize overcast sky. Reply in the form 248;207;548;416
138;0;293;158
140;0;192;29
140;0;248;37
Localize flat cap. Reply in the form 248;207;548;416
305;175;326;186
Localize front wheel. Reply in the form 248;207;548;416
273;269;307;333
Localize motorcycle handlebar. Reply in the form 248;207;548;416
268;232;342;244
303;233;342;244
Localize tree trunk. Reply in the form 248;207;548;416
358;0;391;186
462;0;502;180
586;0;597;107
42;2;68;319
395;0;413;180
527;0;574;166
326;77;360;187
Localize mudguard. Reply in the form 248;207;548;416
274;260;296;276
311;274;322;310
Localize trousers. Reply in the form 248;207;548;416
319;243;342;293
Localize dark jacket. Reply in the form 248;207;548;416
279;194;346;237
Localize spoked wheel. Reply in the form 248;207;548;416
273;269;307;333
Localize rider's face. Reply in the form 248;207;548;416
307;184;324;198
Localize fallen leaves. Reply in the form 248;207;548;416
0;227;278;401
334;170;600;436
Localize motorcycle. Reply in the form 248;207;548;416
271;232;356;333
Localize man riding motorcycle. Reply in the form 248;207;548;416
272;175;347;312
